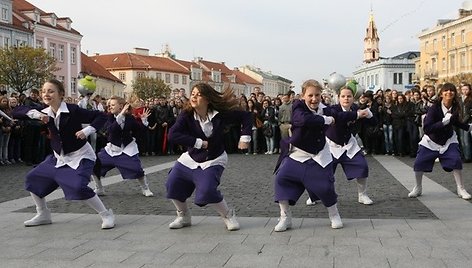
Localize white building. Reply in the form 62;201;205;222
238;65;292;97
353;52;420;92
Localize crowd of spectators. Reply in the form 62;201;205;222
1;82;471;169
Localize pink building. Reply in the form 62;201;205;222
13;0;82;97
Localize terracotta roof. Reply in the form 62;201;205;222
232;70;262;85
92;53;189;74
198;60;233;74
13;0;81;35
81;53;123;84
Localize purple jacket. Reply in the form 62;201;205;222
169;109;252;163
13;103;106;154
289;99;332;155
274;100;332;172
105;114;144;147
423;102;470;145
326;104;376;145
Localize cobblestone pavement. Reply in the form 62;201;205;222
5;153;442;219
2;153;472;267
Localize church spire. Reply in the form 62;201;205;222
364;9;380;63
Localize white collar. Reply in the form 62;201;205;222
441;102;451;114
193;110;219;122
42;101;69;118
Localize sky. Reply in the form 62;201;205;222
29;0;468;89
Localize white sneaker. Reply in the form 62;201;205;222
358;194;374;205
222;209;240;231
99;209;115;229
327;204;343;229
274;211;292;232
24;208;52;227
169;210;191;229
408;186;422;198
94;187;105;196
458;187;472;200
142;189;154;197
306;198;317;206
330;214;343;229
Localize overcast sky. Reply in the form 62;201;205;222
30;0;467;89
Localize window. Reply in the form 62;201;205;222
450;54;456;71
49;43;56;58
182;76;187;85
425;41;429;51
3;37;9;47
119;72;126;81
442;35;446;49
375;74;378;85
165;73;171;83
137;72;145;79
71;77;77;94
58;45;64;62
71;47;76;64
174;74;179;84
1;8;8;21
408;73;413;84
442;58;446;71
432;39;437;51
156;72;162;80
431;58;437;72
451;33;456;46
460;52;466;68
393;73;403;84
36;39;43;48
461;30;465;43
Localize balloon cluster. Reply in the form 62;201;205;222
77;75;96;96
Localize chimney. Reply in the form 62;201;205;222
133;47;149;56
459;8;472;18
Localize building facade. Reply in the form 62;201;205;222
238;65;292;97
417;4;472;87
13;0;82;97
353;11;419;92
92;48;190;98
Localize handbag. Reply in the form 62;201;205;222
255;117;263;128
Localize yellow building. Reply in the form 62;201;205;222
417;5;472;87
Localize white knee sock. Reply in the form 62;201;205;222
453;170;465;188
171;199;189;212
137;176;149;190
82;195;107;213
278;200;290;216
212;199;230;217
415;172;423;187
30;192;47;210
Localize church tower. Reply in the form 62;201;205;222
363;11;380;63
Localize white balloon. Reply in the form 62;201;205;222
327;73;346;93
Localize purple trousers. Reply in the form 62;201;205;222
97;149;145;180
25;155;96;200
274;157;337;207
166;161;224;207
414;143;462;172
332;151;369;180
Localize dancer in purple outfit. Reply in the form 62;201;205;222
307;86;375;206
273;79;342;232
13;79;114;229
91;96;154;197
409;82;472;199
165;83;251;231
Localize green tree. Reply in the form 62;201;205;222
132;76;172;100
0;46;59;93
